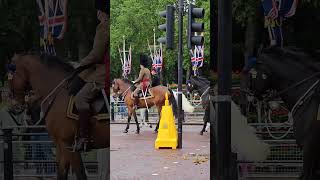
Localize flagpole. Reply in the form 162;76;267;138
153;28;156;58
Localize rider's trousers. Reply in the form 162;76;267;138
75;82;102;110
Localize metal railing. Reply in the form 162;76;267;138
110;100;205;125
0;126;107;180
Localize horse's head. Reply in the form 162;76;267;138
186;76;210;96
247;60;273;99
112;78;132;99
186;79;195;95
111;79;120;98
6;54;31;114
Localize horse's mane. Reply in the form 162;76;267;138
119;78;133;85
261;47;319;63
260;46;320;72
19;51;74;73
190;76;210;87
39;54;74;72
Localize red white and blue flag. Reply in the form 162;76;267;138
121;46;132;77
262;0;298;47
191;45;204;76
152;48;163;73
37;0;68;55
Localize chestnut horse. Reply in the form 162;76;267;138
112;78;177;133
7;53;109;180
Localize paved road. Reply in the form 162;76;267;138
110;124;210;180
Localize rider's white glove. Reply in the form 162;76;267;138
132;81;135;84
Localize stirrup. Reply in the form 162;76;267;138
66;138;89;152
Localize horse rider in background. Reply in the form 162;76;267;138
151;68;160;87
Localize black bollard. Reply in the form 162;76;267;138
230;152;238;180
3;128;13;180
111;102;114;122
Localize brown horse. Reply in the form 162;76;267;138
112;78;177;133
7;53;109;180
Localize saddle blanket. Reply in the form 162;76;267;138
67;96;108;121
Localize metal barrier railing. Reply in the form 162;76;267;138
110;100;205;124
0;127;107;180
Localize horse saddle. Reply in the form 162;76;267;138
67;92;108;121
131;86;154;100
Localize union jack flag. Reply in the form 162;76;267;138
191;45;204;67
262;0;298;47
152;48;163;73
190;45;204;76
37;0;67;55
262;0;279;20
122;46;132;77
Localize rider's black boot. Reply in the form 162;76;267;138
75;110;91;152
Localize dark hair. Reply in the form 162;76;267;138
95;0;109;15
139;53;149;67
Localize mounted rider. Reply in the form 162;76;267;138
73;0;108;152
151;68;160;87
132;54;151;109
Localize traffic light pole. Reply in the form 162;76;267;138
177;0;184;149
216;0;232;179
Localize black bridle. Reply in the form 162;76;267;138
247;64;320;103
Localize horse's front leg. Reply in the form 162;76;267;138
200;123;207;135
70;152;87;180
154;106;162;133
200;106;210;135
133;111;140;134
123;115;131;133
123;110;132;133
56;143;70;180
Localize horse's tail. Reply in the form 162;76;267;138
231;101;270;161
181;92;195;113
168;89;178;117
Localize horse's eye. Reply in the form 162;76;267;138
7;73;13;80
262;73;268;80
250;69;257;79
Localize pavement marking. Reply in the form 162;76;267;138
201;146;206;148
173;161;179;164
196;149;201;151
163;167;169;169
152;173;159;176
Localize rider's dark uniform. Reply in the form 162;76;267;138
74;0;108;152
151;73;160;87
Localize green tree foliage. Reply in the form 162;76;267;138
111;0;210;83
0;0;97;85
232;0;320;70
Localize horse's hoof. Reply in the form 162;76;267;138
149;125;153;128
136;130;140;134
199;131;204;135
123;129;128;133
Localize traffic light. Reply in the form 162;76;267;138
158;5;175;49
187;4;205;49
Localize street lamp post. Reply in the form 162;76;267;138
217;0;232;179
177;0;184;149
